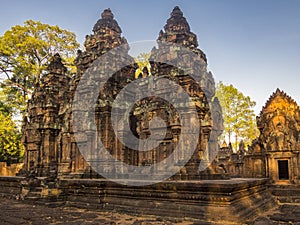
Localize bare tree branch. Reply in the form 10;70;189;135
0;79;32;95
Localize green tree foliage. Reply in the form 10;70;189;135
0;20;80;114
0;87;24;162
0;90;24;162
0;20;79;163
0;113;24;162
134;52;151;78
215;81;258;150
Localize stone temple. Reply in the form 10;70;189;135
216;87;300;187
21;6;224;180
244;89;300;184
0;6;280;224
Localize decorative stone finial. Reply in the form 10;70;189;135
275;88;281;94
53;53;62;62
158;6;202;54
164;6;190;33
93;8;122;34
101;8;114;19
171;6;183;18
47;53;67;74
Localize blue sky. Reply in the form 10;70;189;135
1;0;300;114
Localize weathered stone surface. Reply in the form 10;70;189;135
11;6;300;225
0;176;276;224
269;184;300;204
21;7;224;180
245;89;300;184
0;176;23;198
256;88;300;151
0;196;189;225
133;6;224;179
21;8;135;178
0;194;292;224
22;53;71;177
0;162;23;176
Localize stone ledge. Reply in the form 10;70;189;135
59;178;275;223
0;177;276;223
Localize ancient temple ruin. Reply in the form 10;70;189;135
21;7;223;180
217;89;300;183
245;89;300;184
22;7;300;185
22;53;73;177
5;7;280;223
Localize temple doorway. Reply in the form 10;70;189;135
278;160;289;180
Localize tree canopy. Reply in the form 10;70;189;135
0;20;80;162
0;112;24;163
134;52;151;79
0;20;80;114
0;89;24;162
215;81;258;150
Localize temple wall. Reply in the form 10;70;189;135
245;89;300;184
20;7;224;179
0;176;22;198
243;155;265;178
0;176;275;223
0;162;23;177
265;151;300;184
59;178;274;223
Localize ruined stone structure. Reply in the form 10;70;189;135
72;8;136;177
22;7;223;179
8;7;279;223
245;89;300;184
131;6;223;178
217;141;245;177
22;53;72;176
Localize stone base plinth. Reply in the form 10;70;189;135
60;178;275;223
270;184;300;204
0;176;276;223
0;176;23;198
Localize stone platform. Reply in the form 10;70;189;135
0;177;275;224
269;184;300;204
0;176;23;198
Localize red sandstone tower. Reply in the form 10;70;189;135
22;7;224;180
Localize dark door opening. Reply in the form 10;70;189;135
278;160;289;180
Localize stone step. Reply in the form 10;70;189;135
27;192;41;196
270;185;300;204
271;186;300;189
24;196;40;203
280;202;300;206
24;196;65;207
277;196;300;204
41;201;65;207
34;199;65;207
270;185;300;193
28;187;43;192
272;189;300;196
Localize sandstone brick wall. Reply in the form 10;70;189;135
0;162;23;176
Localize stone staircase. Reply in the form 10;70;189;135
23;186;43;202
269;184;300;204
20;178;65;207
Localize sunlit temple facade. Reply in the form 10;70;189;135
244;89;300;184
21;7;224;180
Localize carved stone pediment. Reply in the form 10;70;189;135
255;89;300;151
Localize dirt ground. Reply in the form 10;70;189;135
0;197;300;225
0;197;206;225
